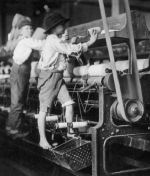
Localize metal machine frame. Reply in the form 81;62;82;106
92;0;150;175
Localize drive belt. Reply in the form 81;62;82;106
98;0;129;122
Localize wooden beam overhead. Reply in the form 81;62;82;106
1;0;150;13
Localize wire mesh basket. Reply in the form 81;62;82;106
53;138;91;171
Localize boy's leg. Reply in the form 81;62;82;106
38;85;52;149
57;83;75;137
7;80;23;131
38;111;51;149
65;105;75;136
65;104;74;123
6;63;30;134
38;71;63;149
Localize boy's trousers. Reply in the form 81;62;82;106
7;61;31;130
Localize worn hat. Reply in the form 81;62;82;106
43;12;70;34
12;13;31;28
18;19;32;29
12;14;25;28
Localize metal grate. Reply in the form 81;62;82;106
53;138;92;171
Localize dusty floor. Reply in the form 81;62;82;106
0;136;150;176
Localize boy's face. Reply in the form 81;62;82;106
61;29;69;41
20;25;33;38
54;24;66;38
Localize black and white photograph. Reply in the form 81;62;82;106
0;0;150;175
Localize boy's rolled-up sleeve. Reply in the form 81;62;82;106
52;36;88;55
23;38;45;51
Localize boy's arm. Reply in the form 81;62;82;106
53;39;87;55
53;29;98;55
23;38;45;51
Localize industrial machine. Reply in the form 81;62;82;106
1;0;150;175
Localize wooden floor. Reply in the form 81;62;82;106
1;136;150;176
0;151;68;176
0;140;65;176
0;149;52;176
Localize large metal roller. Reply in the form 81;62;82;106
34;114;97;128
63;59;149;78
112;99;144;123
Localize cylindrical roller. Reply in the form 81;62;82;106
88;64;111;76
56;121;88;129
0;75;10;80
34;114;59;121
112;99;144;123
68;59;149;78
73;66;88;77
87;76;103;85
102;73;115;91
115;59;149;72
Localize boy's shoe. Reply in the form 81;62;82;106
6;127;29;139
5;126;11;132
13;130;29;139
5;126;12;136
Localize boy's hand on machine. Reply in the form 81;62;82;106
87;28;100;46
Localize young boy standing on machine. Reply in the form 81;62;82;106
37;12;99;149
